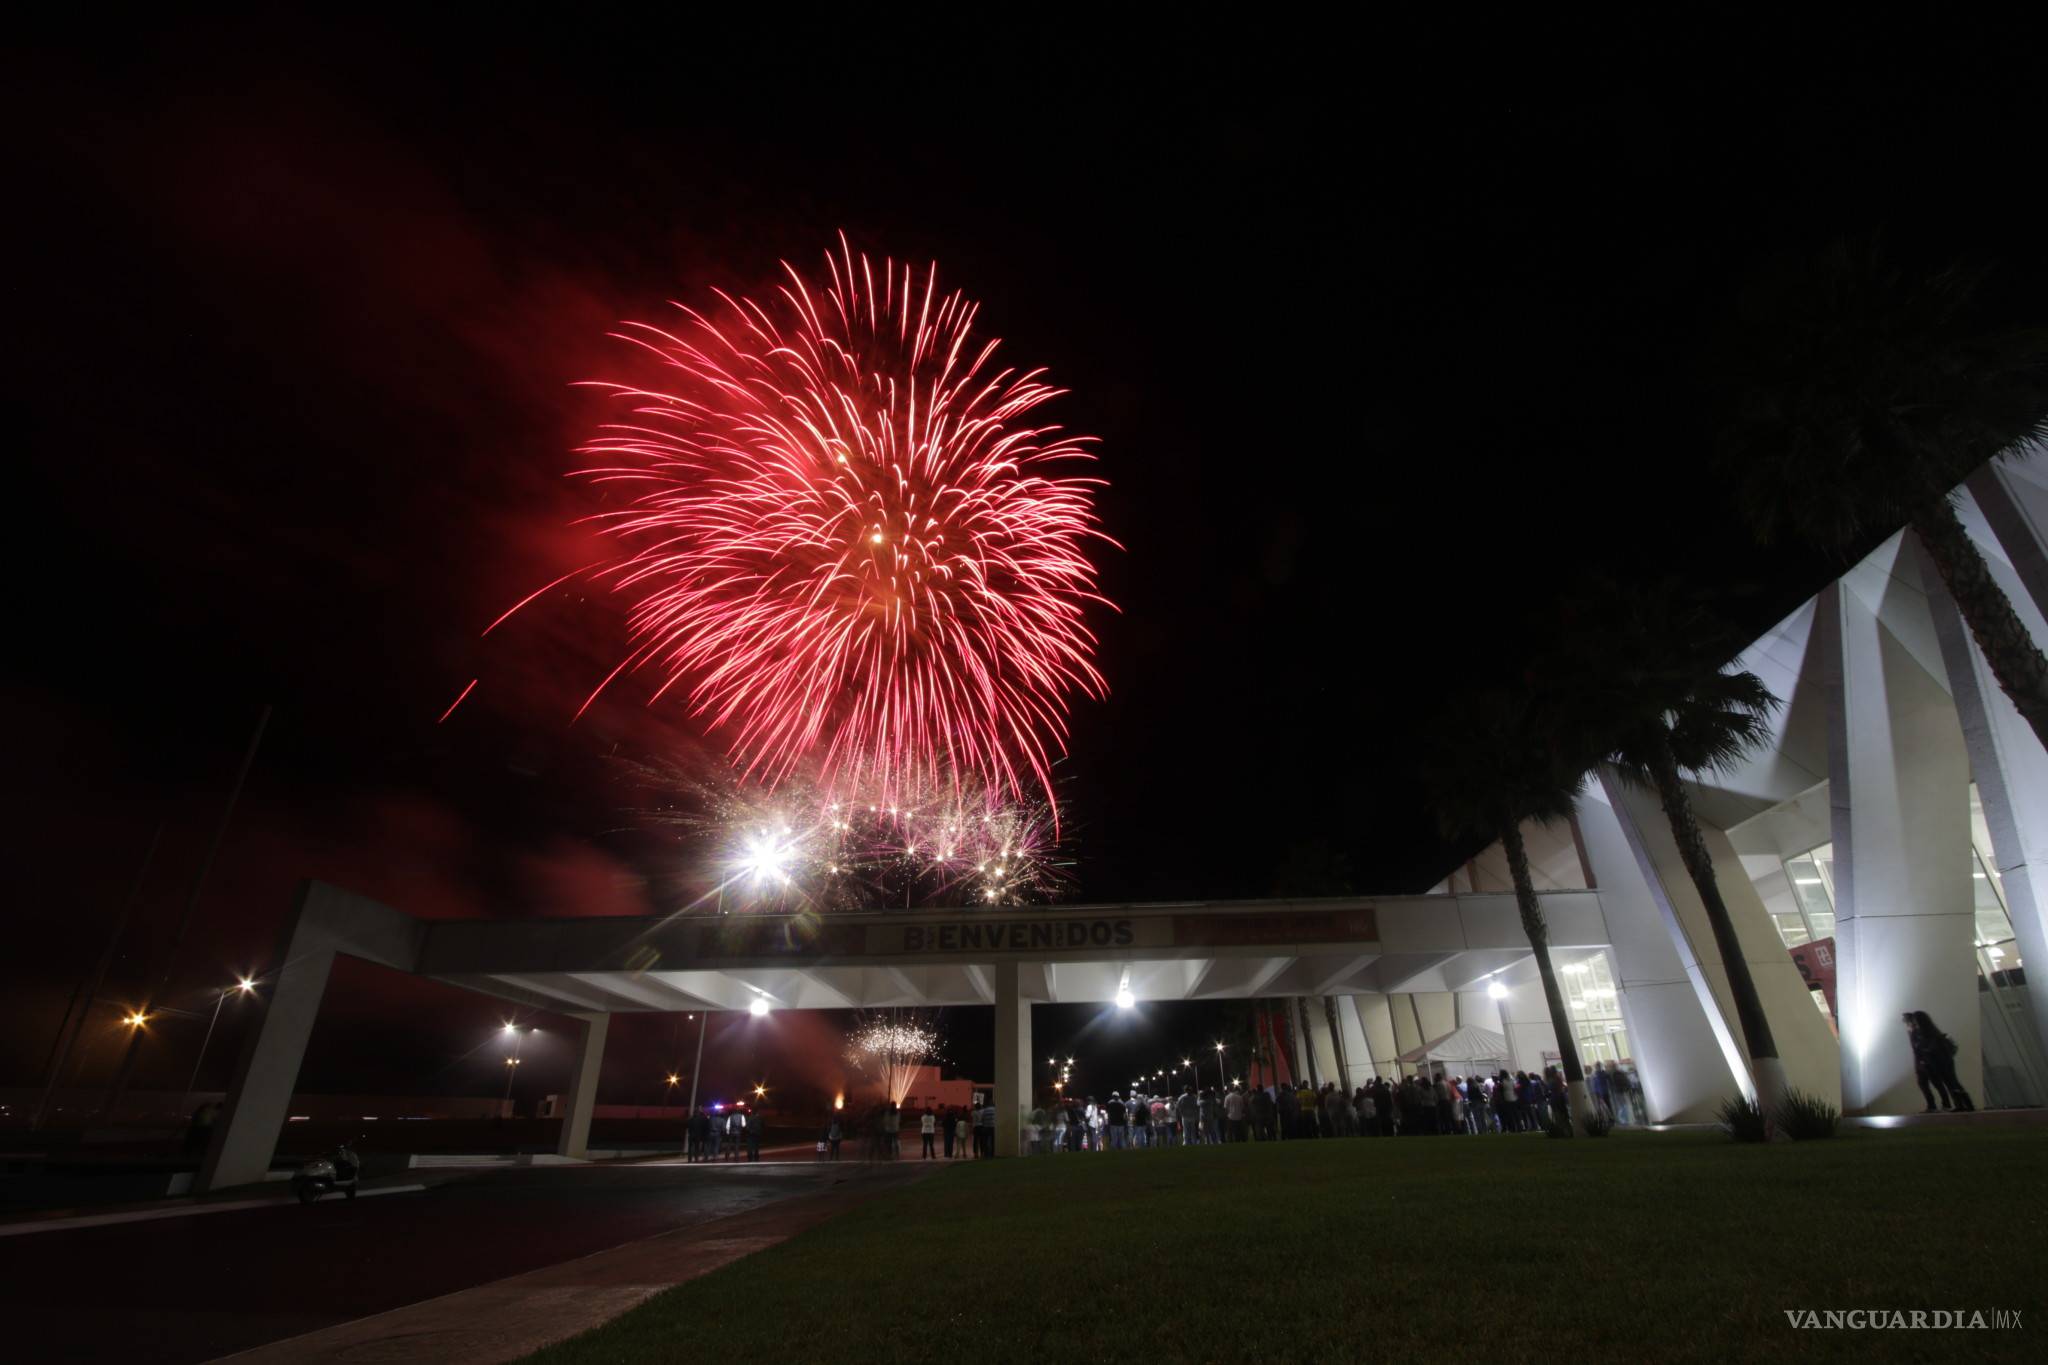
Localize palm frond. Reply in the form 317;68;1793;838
1713;236;2048;555
1666;670;1781;774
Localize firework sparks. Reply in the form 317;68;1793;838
620;755;1064;910
561;235;1115;808
849;1014;943;1108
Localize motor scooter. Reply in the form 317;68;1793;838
291;1140;361;1204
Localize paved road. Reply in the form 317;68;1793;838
0;1160;880;1363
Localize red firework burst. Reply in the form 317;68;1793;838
563;235;1115;803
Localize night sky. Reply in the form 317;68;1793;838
8;17;2046;1107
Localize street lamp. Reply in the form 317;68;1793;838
180;977;258;1118
1213;1042;1227;1091
500;1025;530;1113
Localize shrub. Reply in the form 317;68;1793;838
1775;1089;1839;1140
1718;1094;1768;1142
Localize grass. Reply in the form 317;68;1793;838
527;1127;2045;1363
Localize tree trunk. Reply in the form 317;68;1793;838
1501;820;1593;1134
1914;496;2048;753
1646;738;1787;1129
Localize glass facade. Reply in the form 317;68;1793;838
1777;846;1837;947
1561;953;1630;1066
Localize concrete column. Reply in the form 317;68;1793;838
1352;993;1400;1079
992;961;1029;1156
1303;996;1341;1088
1335;996;1374;1086
1967;454;2048;622
1824;569;1980;1113
200;881;425;1192
556;1012;610;1159
1320;997;1350;1085
1293;997;1321;1086
200;943;336;1192
1938;483;2048;1068
1387;992;1423;1067
1578;781;1747;1121
1595;771;1840;1108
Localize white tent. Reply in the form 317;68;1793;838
1397;1025;1510;1067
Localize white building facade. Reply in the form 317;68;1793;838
1425;447;2048;1121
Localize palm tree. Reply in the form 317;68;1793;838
1610;669;1790;1122
1550;581;1792;1125
1717;238;2048;751
1421;688;1598;1133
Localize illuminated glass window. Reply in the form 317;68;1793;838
1561;952;1630;1066
1778;845;1838;947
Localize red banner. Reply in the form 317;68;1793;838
1789;936;1837;1015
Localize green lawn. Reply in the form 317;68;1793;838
529;1128;2045;1362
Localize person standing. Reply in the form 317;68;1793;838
1906;1010;1975;1112
1223;1084;1249;1142
954;1107;972;1159
976;1096;997;1156
746;1106;763;1162
1167;1086;1191;1145
827;1113;843;1161
688;1106;710;1162
921;1106;937;1158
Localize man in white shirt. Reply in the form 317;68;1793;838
919;1107;937;1159
1222;1085;1249;1142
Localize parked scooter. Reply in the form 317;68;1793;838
292;1141;361;1204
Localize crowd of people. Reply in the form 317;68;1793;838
1015;1060;1645;1149
682;1104;765;1161
830;1060;1648;1159
820;1097;1002;1161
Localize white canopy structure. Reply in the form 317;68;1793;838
1398;1025;1510;1067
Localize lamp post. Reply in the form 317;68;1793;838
686;1012;707;1117
1213;1042;1228;1092
500;1024;528;1114
179;978;255;1118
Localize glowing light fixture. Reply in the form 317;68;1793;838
1487;979;1508;1001
749;996;771;1017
